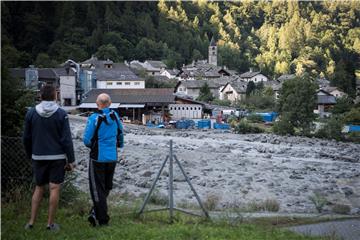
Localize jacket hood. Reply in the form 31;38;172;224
35;101;59;118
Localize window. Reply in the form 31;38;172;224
182;107;185;110
134;82;140;85
186;107;189;110
190;107;193;110
170;107;173;110
116;82;122;85
107;82;113;85
125;82;130;85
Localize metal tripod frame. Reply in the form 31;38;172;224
138;140;209;222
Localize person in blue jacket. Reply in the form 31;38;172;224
23;85;75;231
83;93;124;227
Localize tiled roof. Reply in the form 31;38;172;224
210;36;217;46
95;63;143;82
277;74;296;82
146;60;167;69
82;88;175;104
239;71;261;78
178;78;230;89
10;68;58;80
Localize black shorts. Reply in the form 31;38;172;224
32;160;66;186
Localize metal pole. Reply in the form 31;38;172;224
169;140;174;222
138;155;169;215
174;155;209;218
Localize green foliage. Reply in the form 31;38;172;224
332;204;351;215
309;192;327;213
95;44;121;61
196;82;214;102
1;67;35;137
145;76;177;88
1;200;319;240
234;120;264;134
1;0;359;97
331;96;354;115
34;53;57;68
343;107;360;125
277;76;317;135
246;114;263;123
211;98;231;106
241;94;275;111
273;114;295;136
247;199;280;212
246;81;256;96
315;115;344;141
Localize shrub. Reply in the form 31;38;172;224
273;115;295;135
247;199;280;212
211;99;231;107
343;107;360;125
235;120;264;134
246;114;263;123
263;199;280;212
203;194;221;211
315;116;344;141
309;192;327;213
148;190;168;206
332;204;351;214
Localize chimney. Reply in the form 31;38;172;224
249;68;253;72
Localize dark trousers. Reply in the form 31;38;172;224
89;159;116;225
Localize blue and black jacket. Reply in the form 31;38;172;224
83;108;124;162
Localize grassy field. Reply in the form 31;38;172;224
1;195;328;240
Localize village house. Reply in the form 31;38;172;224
80;56;145;90
129;60;167;76
239;68;269;82
160;68;180;79
219;81;247;102
322;86;347;98
315;89;336;118
175;78;230;99
10;66;78;106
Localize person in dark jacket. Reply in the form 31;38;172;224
83;93;124;227
23;85;75;231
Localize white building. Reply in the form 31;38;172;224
239;69;269;82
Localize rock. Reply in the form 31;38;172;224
342;187;354;196
135;180;151;188
142;171;153;177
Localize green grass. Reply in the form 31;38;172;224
1;198;326;240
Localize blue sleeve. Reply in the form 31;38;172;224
115;112;124;148
83;114;96;148
22;108;34;159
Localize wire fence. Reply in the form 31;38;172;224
1;136;33;194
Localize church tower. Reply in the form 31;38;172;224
208;36;217;66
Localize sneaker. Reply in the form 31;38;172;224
24;223;33;230
46;223;60;231
88;214;97;227
88;209;97;227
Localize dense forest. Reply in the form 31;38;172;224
1;1;359;95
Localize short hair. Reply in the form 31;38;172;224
96;93;111;107
40;85;56;101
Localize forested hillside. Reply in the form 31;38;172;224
1;1;359;94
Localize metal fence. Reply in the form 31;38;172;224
1;137;33;193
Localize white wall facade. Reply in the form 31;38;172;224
169;104;203;119
97;80;145;89
220;84;245;102
242;74;269;83
59;75;76;106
